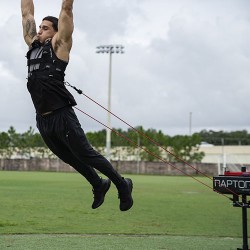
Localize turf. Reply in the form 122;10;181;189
0;234;242;250
0;171;246;249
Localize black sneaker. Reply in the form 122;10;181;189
92;178;111;209
118;178;133;211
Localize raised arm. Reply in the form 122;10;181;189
53;0;74;61
21;0;37;47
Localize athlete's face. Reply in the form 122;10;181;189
37;20;57;43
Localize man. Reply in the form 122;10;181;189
21;0;133;211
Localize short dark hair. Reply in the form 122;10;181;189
42;16;58;31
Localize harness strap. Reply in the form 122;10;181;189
27;58;44;67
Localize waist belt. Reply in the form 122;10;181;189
38;106;71;117
28;71;64;82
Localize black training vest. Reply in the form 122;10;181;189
26;39;77;114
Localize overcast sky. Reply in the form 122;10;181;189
1;0;250;135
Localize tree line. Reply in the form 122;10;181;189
197;129;250;145
0;126;249;161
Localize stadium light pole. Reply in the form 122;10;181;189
96;45;125;161
189;111;192;136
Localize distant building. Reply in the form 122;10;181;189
199;145;250;173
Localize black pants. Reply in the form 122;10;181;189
36;106;124;189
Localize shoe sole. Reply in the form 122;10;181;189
92;179;111;209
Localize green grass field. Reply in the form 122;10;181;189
0;171;246;249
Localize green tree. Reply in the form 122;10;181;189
0;131;11;158
197;129;250;145
0;126;49;159
86;129;106;147
169;134;204;163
